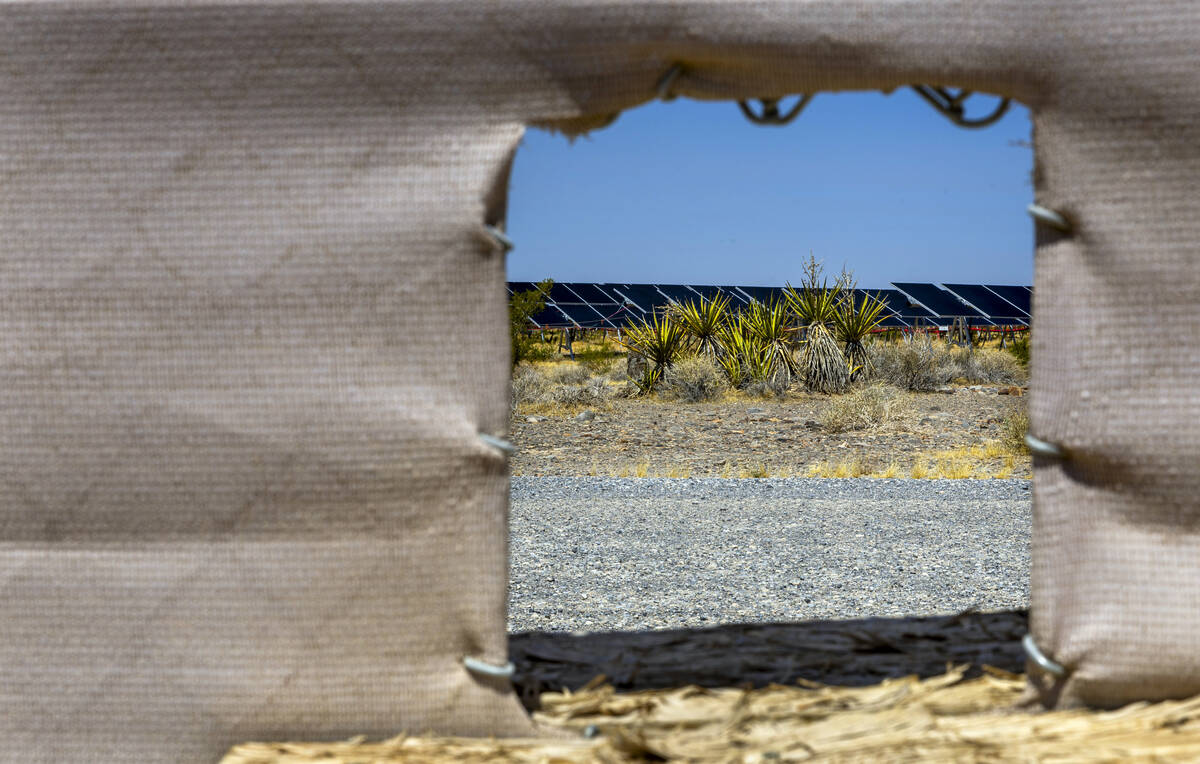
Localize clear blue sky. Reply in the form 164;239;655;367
506;90;1033;289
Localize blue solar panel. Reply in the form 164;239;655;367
552;303;604;326
591;283;628;303
683;285;724;302
891;282;992;324
737;286;783;304
876;313;910;328
527;306;563;328
507;281;544;296
941;284;1029;322
561;283;612;304
653;284;695;305
846;288;904;324
542;282;581;304
610;285;664;314
510;282;1032;330
983;285;1032;318
872;289;937;321
718;286;752;307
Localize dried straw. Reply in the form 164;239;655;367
221;611;1200;762
223;666;1200;762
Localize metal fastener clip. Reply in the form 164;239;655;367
478;433;516;455
1022;634;1067;677
1024;433;1065;459
657;64;683;102
463;656;516;678
483;225;514;253
1027;204;1072;233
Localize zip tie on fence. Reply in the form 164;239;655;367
1022;634;1068;678
657;64;683;101
478;433;516;455
1024;432;1066;459
1027;204;1072;233
463;656;516;679
483;225;514;254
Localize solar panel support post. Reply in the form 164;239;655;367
561;328;575;360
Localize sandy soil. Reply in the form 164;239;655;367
510;385;1030;479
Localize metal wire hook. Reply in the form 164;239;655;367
737;94;813;126
657;64;684;102
910;85;1011;128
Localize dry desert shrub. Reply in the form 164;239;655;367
545;363;591;386
867;335;958;391
659;355;729;403
973;348;1027;385
1001;410;1030;453
820;383;910;433
511;364;550;409
511;363;613;409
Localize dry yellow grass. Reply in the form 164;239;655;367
584;447;1026;481
737;463;770;478
224;665;1200;764
806;458;871;478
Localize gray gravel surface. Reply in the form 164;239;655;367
508;477;1031;633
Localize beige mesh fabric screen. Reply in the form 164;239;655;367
1;0;1198;760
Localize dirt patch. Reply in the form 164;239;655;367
510;385;1030;478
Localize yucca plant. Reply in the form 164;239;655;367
618;312;688;394
787;255;850;394
673;295;730;358
740;334;781;386
783;281;842;329
713;318;750;387
713;312;789;390
742;298;796;386
800;321;849;393
833;290;888;381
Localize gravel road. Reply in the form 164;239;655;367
508;477;1031;633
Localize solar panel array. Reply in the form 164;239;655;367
508;282;1032;330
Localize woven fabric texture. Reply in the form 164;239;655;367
1;0;1197;759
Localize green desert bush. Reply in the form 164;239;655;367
509;279;553;366
820;383;910;433
659;355;728;402
1006;333;1031;367
867;334;958;391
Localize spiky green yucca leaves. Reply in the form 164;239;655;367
674;295;730;357
713;319;750;387
743;299;796;385
785;281;845;393
712;312;787;389
834;290;888;381
618;312;687;394
784;282;842;328
801;322;849;393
